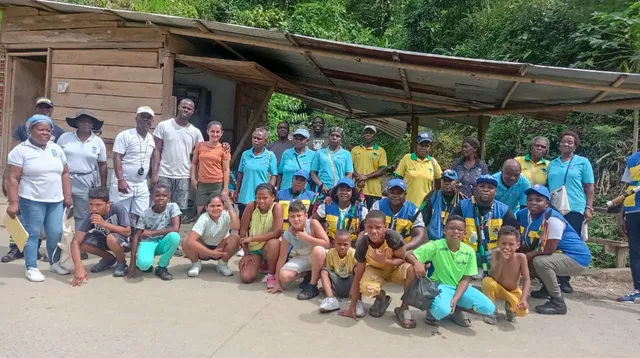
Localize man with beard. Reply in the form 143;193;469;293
267;121;294;167
307;116;330;151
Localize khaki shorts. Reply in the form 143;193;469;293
359;263;411;297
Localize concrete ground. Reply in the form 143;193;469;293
1;227;639;357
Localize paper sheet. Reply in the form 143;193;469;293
3;215;28;251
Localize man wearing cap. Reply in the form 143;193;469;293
151;99;203;216
307;116;330;151
493;159;531;213
351;125;387;209
371;179;426;250
277;169;316;230
394;131;442;207
111;107;156;221
57;110;108;229
278;128;316;191
268;121;294;167
421;169;465;241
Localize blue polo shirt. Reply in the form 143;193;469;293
279;147;316;191
238;148;278;204
493;172;530;212
548;154;594;214
310;146;354;189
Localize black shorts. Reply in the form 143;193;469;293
321;267;354;298
82;232;130;251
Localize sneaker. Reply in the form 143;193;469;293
319;297;340;313
113;263;128;277
559;280;573;294
80;252;89;260
530;285;550;299
155;266;173;281
535;296;568;315
266;274;276;289
298;272;311;289
142;266;153;273
258;260;269;275
25;268;45;282
216;260;233;277
90;257;117;273
356;300;366;318
505;303;516;322
188;261;202;277
616;290;640;303
296;283;319;300
236;248;244;257
50;262;70;275
1;247;23;263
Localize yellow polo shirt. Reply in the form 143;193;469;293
515;154;549;187
394;153;442;206
351;144;387;197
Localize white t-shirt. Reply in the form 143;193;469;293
192;210;231;246
547;217;566;241
57;131;107;174
154;119;203;179
112;129;155;184
7;140;67;202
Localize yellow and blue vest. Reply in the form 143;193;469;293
277;188;316;230
459;198;508;251
377;198;417;243
624;151;640;214
325;202;361;241
427;191;461;240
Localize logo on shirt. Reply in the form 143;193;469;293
92;146;98;154
51;149;58;158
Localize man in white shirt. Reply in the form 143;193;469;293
151;99;203;215
111;106;156;221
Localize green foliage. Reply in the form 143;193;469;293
587;243;620;269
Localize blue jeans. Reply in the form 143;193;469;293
430;284;496;320
19;198;63;269
626;212;640;291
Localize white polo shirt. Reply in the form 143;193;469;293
57;131;107;174
7;140;67;202
153;118;203;179
191;210;231;246
112;128;155;184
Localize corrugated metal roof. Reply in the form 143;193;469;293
3;0;640;133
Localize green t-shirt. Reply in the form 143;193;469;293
412;240;478;287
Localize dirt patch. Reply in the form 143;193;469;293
569;275;636;302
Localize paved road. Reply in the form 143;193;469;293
1;234;639;357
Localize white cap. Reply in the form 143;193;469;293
136;106;155;117
364;125;377;133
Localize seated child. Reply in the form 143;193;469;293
267;200;330;294
70;187;132;287
183;193;241;277
481;226;530;324
238;183;284;287
339;210;416;322
127;184;181;281
405;215;496;328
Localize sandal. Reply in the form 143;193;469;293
483;310;497;325
424;310;439;326
450;308;471;327
369;295;391;317
394;307;416;329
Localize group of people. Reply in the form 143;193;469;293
4;97;640;331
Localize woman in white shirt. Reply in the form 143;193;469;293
5;115;72;282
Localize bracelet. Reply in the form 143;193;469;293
586;206;594;212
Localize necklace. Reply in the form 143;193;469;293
137;132;150;176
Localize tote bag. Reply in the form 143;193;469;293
550;156;574;215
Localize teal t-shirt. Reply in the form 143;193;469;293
412;240;478;287
493;171;531;212
279;147;315;191
237;148;278;204
547;154;594;214
310;146;354;189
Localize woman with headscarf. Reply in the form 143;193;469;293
57;110;108;229
5;115;72;282
451;137;489;198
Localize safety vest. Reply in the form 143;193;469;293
428;191;461;240
377;198;417;243
459;198;509;251
325;202;361;241
277;189;315;230
624;151;640;213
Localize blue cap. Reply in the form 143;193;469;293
293;169;309;180
26;114;53;129
336;177;355;188
293;128;310;139
442;169;458;181
387;178;407;191
524;184;551;201
417;131;433;144
476;174;498;187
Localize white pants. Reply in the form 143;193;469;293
109;181;150;217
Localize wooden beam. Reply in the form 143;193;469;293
285;33;352;114
392;52;416;120
1;28;165;44
30;0;57;13
410;114;419;152
230;86;275;166
162;53;175;120
4;42;164;50
589;75;628;103
501;65;528;108
6;51;48;57
166;27;640;96
45;48;52;96
478;116;490;159
190;20;247;61
634;109;639;153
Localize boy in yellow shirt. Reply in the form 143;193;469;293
314;230;359;313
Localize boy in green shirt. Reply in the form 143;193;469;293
405;215;495;327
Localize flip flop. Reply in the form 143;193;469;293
369;295;391;317
424;310;439;326
450;308;471;327
394;307;416;329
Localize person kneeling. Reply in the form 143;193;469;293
71;187;132;287
183;193;240;277
268;200;330;294
127;185;181;281
405;215;496;327
481;226;530;324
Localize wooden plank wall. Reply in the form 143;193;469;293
233;83;270;154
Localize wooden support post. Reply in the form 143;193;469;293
634;109;639;153
45;48;52;96
162;53;175;120
478;116;490;159
230;86;276;166
410;114;419;152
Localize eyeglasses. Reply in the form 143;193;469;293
446;228;465;233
